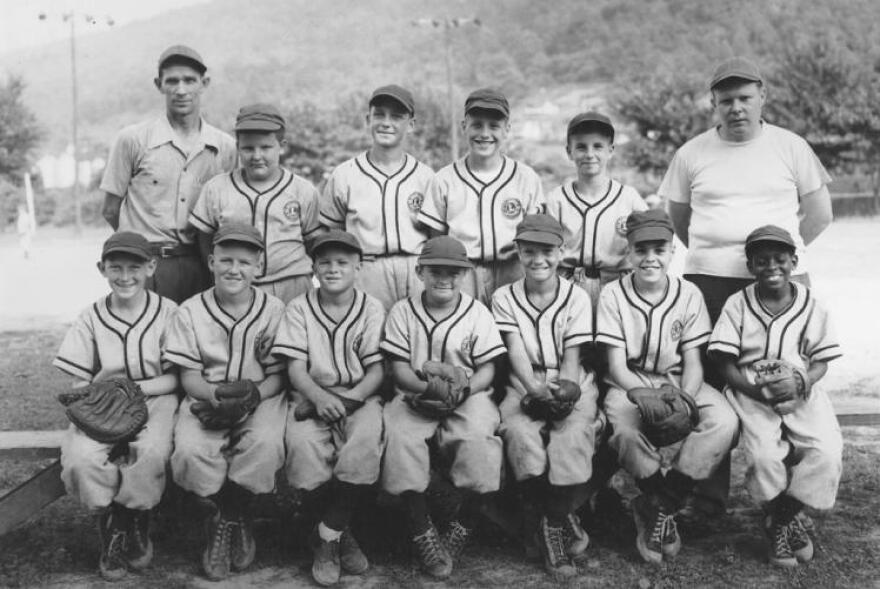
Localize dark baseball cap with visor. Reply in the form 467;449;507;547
418;236;472;268
102;231;153;261
515;214;564;246
213;222;265;250
567;111;615;142
235;103;286;133
626;209;674;245
370;85;415;115
309;230;363;257
710;56;763;90
745;225;796;256
158;44;206;75
465;88;510;118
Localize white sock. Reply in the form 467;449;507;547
318;521;343;542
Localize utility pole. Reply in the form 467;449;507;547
412;17;481;161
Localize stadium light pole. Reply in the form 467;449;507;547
38;11;114;235
411;17;481;161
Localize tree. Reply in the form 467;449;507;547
0;75;43;182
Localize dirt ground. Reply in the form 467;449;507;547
1;219;879;587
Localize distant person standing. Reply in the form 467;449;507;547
100;45;236;303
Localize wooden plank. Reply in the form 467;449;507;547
0;430;65;460
838;413;880;427
0;460;65;536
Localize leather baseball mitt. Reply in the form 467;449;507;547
627;384;699;447
191;379;261;430
57;378;148;443
407;361;471;419
753;359;810;409
521;378;581;421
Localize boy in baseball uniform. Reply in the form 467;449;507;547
271;230;386;586
491;214;599;579
165;222;287;581
381;236;507;579
596;210;738;564
417;88;545;305
546;112;647;306
54;231;179;581
709;226;842;568
320;85;434;310
190;103;321;304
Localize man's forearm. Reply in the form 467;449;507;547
102;193;122;230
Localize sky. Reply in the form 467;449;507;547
0;0;211;55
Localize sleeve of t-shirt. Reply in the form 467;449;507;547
99;128;137;198
708;296;744;358
792;137;833;197
319;169;347;229
189;177;220;233
802;298;842;364
358;297;386;367
380;302;412;361
595;287;625;348
490;287;519;333
301;181;322;240
658;148;692;205
53;309;98;381
469;305;506;365
164;305;204;371
680;284;712;351
417;174;449;232
271;299;309;362
564;288;593;348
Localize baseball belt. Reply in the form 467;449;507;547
149;242;199;258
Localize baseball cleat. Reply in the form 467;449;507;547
412;522;453;579
230;516;256;571
97;508;129;581
538;516;577;580
202;511;233;580
768;520;798;568
126;508;153;571
339;528;369;575
563;513;590;558
442;519;472;561
787;516;814;563
309;526;341;587
632;495;664;564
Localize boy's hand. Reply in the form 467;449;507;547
526;380;555;400
312;388;348;423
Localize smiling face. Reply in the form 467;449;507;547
517;241;562;284
154;64;209;118
417;265;466;306
462;109;509;160
237;131;284;183
99;253;157;302
712;79;766;142
209;242;262;297
313;246;361;295
567;131;614;180
747;242;797;293
367;99;414;149
627;239;674;287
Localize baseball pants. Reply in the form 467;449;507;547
499;378;602;486
256;274;314;305
726;387;842;510
171;394;287;497
285;396;384;491
462;259;524;306
147;251;210;304
381;391;502;495
356;254;422;311
558;267;624;313
60;394;178;510
604;374;738;481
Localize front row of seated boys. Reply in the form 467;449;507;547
54;210;843;583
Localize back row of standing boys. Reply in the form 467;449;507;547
55;45;843;584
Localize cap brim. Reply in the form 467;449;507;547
627;227;673;244
417;257;473;268
103;246;152;260
214;235;264;248
370;93;413;113
568;119;614;137
710;72;762;89
310;239;362;256
515;232;563;246
235;121;284;132
465;100;508;116
745;237;795;250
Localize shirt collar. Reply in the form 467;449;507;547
147;115;223;151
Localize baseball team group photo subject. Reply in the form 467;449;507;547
1;2;879;587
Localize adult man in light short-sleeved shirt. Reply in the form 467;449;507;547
100;45;236;303
660;56;832;323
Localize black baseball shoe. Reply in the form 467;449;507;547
340;528;369;575
202;511;233;580
538;516;577;580
97;506;129;581
126;508;153;571
309;526;341;586
412;521;453;579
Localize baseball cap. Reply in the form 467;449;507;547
158;44;206;74
515;214;564;246
625;209;674;244
235;103;286;133
567;111;615;141
418;236;472;268
309;230;363;257
370;84;415;115
745;225;796;253
464;88;510;118
710;56;763;89
102;231;153;261
213;222;264;250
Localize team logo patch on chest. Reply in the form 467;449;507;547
460;334;476;356
283;201;301;222
351;333;363;354
501;198;523;218
615;216;628;236
407;192;425;212
669;319;684;341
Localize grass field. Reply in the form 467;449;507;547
0;219;878;587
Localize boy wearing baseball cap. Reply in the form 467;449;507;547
320;85;435;310
54;231;179;580
491;214;599;578
418;88;545;305
165;222;288;581
380;236;506;579
596;210;737;564
709;226;842;568
271;230;386;586
190;103;322;304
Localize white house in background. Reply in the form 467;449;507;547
36;145;104;189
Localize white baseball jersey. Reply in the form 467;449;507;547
54;292;177;383
165;287;285;383
320;152;434;256
271;289;385;396
381;293;506;381
545;179;646;272
190;169;321;283
491;278;593;384
596;275;712;376
418;157;545;262
708;282;841;373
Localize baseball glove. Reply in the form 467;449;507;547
190;379;261;430
752;359;810;408
520;379;582;421
406;361;471;419
627;384;699;447
57;378;148;443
